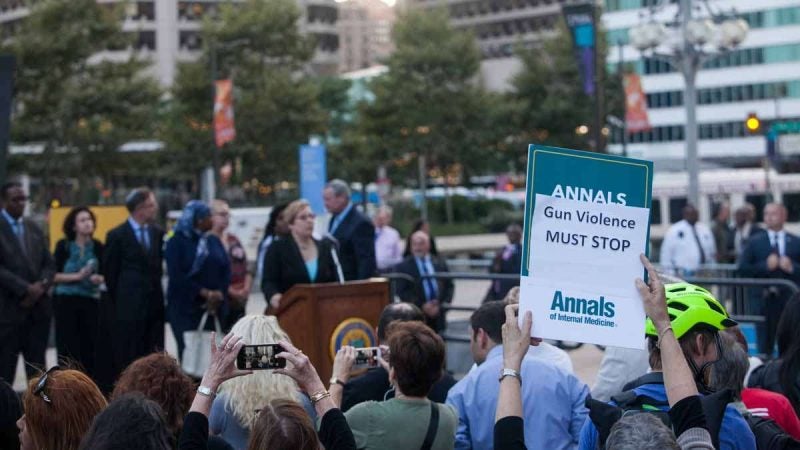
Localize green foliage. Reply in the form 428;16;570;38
162;0;326;190
357;9;513;185
3;0;161;184
391;196;518;235
509;20;623;153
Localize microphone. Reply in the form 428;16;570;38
323;233;345;284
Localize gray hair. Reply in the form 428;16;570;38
710;331;749;399
325;179;351;199
606;413;680;450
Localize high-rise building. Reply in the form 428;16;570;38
337;0;395;73
408;0;574;90
0;0;340;86
604;0;800;166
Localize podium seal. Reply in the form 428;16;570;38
330;318;377;360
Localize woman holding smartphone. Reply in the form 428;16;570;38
52;206;105;378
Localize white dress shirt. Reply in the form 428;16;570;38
660;219;717;275
767;229;787;256
374;225;402;270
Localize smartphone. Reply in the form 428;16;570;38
353;347;381;369
236;344;286;370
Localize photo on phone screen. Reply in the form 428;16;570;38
353;347;381;369
236;344;286;370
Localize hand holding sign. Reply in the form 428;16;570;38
502;304;541;372
635;254;670;333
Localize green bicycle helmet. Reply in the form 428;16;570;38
645;282;738;339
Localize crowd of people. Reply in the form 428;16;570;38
5;177;800;449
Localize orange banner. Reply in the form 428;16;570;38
214;79;236;148
623;73;651;133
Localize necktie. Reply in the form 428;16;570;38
690;224;706;264
139;226;149;252
772;233;780;256
418;257;439;301
15;220;25;254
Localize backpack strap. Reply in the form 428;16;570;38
420;402;439;450
586;396;622;447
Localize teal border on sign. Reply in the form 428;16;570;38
520;144;654;277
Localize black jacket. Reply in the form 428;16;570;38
0;215;55;325
341;366;457;412
102;220;164;321
329;206;376;281
394;255;454;331
261;235;338;301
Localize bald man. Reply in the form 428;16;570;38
393;231;454;332
739;203;800;355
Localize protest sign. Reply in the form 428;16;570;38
518;145;653;349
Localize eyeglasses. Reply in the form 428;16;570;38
33;366;60;404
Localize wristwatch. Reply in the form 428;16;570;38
499;368;521;384
197;385;216;398
329;377;346;387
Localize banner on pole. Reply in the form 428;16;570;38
299;144;327;215
214;79;236;148
562;3;596;96
518;145;653;349
624;73;652;133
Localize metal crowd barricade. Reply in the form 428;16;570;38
380;271;799;354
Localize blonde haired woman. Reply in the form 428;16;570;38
208;315;315;449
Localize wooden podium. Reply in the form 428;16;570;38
269;279;390;381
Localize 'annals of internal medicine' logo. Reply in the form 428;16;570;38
330;318;376;360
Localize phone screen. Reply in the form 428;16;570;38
236;344;286;370
353;347;381;369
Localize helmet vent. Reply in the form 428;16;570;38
669;302;688;311
704;300;724;315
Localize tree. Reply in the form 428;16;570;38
509;20;623;154
358;9;511;189
3;0;161;201
162;0;326;199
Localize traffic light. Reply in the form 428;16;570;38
745;112;761;134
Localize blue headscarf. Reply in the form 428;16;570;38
174;200;211;238
173;200;212;276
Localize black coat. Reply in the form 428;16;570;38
0;216;55;325
738;230;800;288
261;235;338;301
329;207;376;281
102;220;164;321
341;366;457;412
394;255;454;331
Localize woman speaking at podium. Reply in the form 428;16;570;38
261;199;338;314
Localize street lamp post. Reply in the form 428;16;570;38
629;0;748;207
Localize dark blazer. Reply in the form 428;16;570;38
261;235;338;302
102;220;164;322
738;230;800;285
394;255;454;331
329;206;376;281
0;215;55;325
341;366;458;412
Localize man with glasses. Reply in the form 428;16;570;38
0;181;55;385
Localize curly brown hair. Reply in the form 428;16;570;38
111;353;195;436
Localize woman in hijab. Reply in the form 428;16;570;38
165;200;231;361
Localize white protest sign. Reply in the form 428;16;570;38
518;146;654;349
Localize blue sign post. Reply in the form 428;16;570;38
299;144;327;215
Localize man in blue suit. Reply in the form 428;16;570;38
739;202;800;356
323;179;376;281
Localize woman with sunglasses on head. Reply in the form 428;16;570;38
261;200;338;314
52;206;105;378
17;367;106;450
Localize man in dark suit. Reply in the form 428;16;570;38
323;179;376;280
337;302;457;411
394;231;454;332
100;187;164;386
0;181;54;384
739;202;800;356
